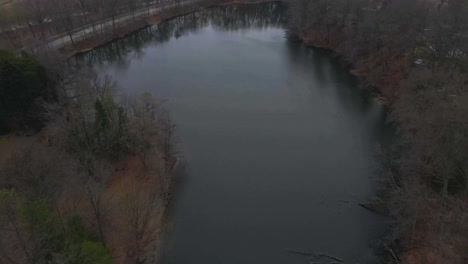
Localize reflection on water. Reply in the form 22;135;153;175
77;2;390;264
77;2;287;67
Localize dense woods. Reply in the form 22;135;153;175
2;0;467;262
288;0;468;263
0;48;178;263
0;50;55;133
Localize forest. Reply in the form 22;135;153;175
289;0;468;262
0;50;178;262
1;0;467;263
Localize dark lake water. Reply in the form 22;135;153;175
77;2;390;263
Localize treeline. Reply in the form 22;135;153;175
0;0;209;49
0;50;178;263
0;0;252;50
289;0;468;262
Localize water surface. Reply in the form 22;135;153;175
78;3;388;263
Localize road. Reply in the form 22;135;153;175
26;0;199;51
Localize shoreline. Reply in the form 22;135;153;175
289;25;467;262
287;32;395;106
79;2;278;262
59;0;278;58
290;34;398;259
68;3;396;262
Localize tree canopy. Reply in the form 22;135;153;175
0;50;55;133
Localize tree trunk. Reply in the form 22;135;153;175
88;188;106;247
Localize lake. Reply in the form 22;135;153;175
77;2;390;263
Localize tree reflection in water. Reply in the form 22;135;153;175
76;2;287;66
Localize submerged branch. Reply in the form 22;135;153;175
286;249;343;262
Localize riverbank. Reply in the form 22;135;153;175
287;31;402;106
59;0;278;58
93;4;384;262
289;11;468;264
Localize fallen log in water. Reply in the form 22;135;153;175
358;201;388;216
287;249;343;262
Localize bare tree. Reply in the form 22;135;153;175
21;0;51;39
104;0;123;33
142;0;154;15
0;190;33;264
85;161;113;247
159;112;178;196
0;143;77;204
128;93;164;170
0;9;16;50
126;0;140;20
51;0;78;45
118;178;161;264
